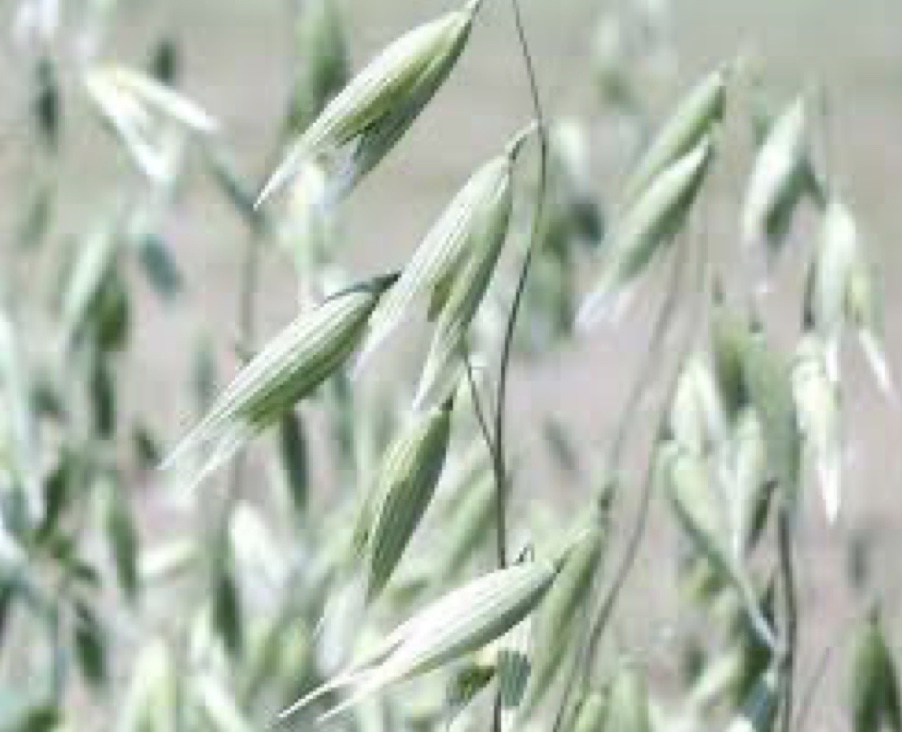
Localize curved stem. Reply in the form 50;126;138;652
552;298;691;732
553;223;707;731
605;236;690;472
492;0;549;571
490;2;548;730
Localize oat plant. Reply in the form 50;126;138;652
0;1;898;731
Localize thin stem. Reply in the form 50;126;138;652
777;504;798;732
552;305;692;732
462;344;497;460
492;0;549;571
553;220;708;732
605;239;690;471
490;2;548;730
794;639;835;731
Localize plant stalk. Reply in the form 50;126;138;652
492;0;549;572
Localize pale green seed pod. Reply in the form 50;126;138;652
278;161;336;272
196;674;255;732
579;137;712;328
569;691;606;732
659;441;729;569
792;334;842;522
724;668;778;732
727;408;770;557
548;119;602;243
806;198;859;351
659;441;774;649
741;97;814;251
414;144;516;411
803;195;892;391
282;559;559;720
605;666;652;732
101;65;218;131
286;0;350;135
163;274;396;487
847;255;894;398
740;329;801;499
522;523;605;716
86;64;216;181
624;67;727;204
364;402;453;600
688;649;744;713
61;217;120;346
258;0;480;205
119;639;179;732
140;538;196;584
670;354;727;457
242;616;313;705
358;150;515;370
849;611;902;732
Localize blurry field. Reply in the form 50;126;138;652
7;0;901;726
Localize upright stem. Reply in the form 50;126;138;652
777;504;798;732
490;3;547;730
492;0;549;571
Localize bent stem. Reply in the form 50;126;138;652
489;0;548;730
553;226;707;732
492;0;549;572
